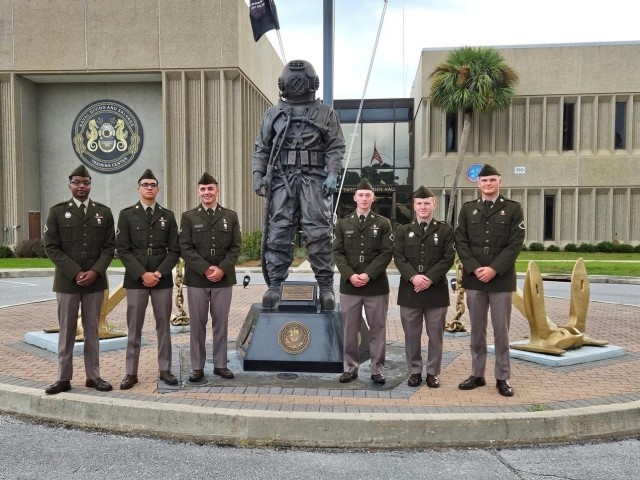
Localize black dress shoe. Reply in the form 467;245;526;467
213;367;234;379
458;375;486;390
159;370;178;385
426;373;440;388
45;380;71;395
120;374;138;390
496;379;514;397
188;369;204;382
407;373;422;387
370;374;386;385
86;377;113;392
339;372;358;383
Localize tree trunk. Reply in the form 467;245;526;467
446;112;472;225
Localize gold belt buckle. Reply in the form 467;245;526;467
210;249;216;256
418;265;424;272
359;255;364;263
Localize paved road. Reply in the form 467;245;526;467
0;414;638;480
2;272;638;308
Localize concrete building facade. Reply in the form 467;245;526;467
0;0;282;244
412;42;640;246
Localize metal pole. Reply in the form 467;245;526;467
323;0;334;106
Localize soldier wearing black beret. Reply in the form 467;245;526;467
333;178;393;384
455;164;525;397
43;165;115;394
393;186;455;387
116;168;180;389
179;172;241;383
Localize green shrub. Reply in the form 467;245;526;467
241;231;262;260
636;245;640;253
529;242;544;252
0;244;15;258
596;241;615;253
546;244;560;252
577;242;597;253
564;243;578;252
616;243;635;253
13;239;47;258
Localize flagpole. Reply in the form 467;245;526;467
333;0;388;220
276;29;286;63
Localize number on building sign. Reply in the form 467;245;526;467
514;166;526;174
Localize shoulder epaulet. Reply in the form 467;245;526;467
91;201;109;208
52;201;68;208
464;198;480;205
121;204;138;212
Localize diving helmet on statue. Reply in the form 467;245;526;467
277;60;320;103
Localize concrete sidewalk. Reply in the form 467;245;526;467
1;271;640;447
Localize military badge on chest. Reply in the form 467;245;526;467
94;213;103;225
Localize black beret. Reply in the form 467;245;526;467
478;164;500;177
69;165;91;180
413;186;435;198
138;168;157;184
198;172;218;185
355;178;374;191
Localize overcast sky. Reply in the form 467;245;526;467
255;0;639;100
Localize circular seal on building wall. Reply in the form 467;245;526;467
71;99;143;174
466;163;484;183
278;321;311;355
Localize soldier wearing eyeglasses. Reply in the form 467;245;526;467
116;169;180;390
43;165;115;394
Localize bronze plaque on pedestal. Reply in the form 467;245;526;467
278;321;311;355
281;284;315;301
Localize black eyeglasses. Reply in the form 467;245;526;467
139;183;159;189
70;180;91;187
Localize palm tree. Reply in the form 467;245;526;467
429;46;518;225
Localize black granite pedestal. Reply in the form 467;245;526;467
236;282;370;373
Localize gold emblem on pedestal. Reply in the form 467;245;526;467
278;321;311;354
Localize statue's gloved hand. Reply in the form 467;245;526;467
322;172;338;197
253;172;266;197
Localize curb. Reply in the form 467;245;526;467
2;384;640;448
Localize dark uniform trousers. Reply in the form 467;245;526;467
44;198;115;382
394;219;455;377
455;195;525;381
179;204;241;372
117;202;180;375
333;211;393;376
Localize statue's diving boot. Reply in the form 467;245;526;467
318;283;335;311
262;286;281;309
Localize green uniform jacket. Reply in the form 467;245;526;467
455;195;525;292
394;219;455;308
179;204;241;288
333;211;393;296
44;198;115;294
116;202;180;289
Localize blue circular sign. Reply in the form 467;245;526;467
71;99;144;174
467;163;484;183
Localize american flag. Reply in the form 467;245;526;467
370;144;383;165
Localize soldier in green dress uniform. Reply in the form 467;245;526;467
43;165;115;394
116;169;180;390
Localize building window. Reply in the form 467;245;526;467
446;113;457;152
615;102;626;149
562;103;575;151
544;195;555;241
